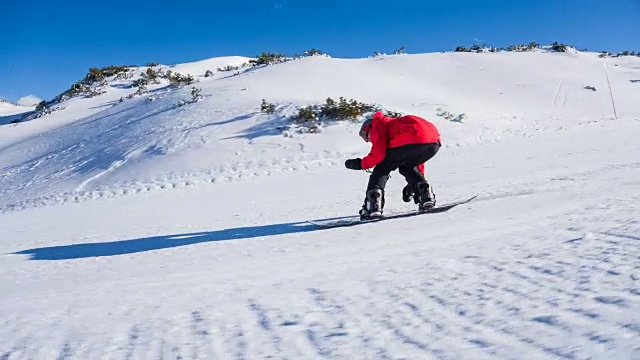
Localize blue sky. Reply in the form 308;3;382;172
2;0;639;103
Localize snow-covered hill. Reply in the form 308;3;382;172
1;51;639;359
0;99;33;125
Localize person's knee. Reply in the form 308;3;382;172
398;166;414;177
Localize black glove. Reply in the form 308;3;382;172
345;158;362;170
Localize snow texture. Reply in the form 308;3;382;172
1;51;639;359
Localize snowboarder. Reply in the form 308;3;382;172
344;111;441;219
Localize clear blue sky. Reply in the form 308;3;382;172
2;0;639;103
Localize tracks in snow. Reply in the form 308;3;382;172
0;152;344;213
2;219;639;359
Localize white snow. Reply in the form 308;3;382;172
169;55;252;75
0;99;32;116
1;51;639;359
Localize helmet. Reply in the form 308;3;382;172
359;111;386;142
359;117;373;142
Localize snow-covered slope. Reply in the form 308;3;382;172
0;99;31;115
1;51;638;212
1;51;639;359
169;55;252;75
0;99;33;125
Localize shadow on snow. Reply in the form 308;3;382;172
12;198;476;261
13;217;351;261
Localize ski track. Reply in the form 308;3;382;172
3;235;639;358
2;195;639;359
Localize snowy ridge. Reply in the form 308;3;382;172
1;51;640;359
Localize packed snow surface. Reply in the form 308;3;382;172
1;51;639;359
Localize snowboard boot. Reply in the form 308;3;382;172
415;182;436;211
402;184;414;203
359;189;385;220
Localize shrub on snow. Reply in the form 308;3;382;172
190;87;203;102
393;46;406;55
550;41;570;52
260;99;276;114
249;52;288;66
164;71;197;87
506;42;540;52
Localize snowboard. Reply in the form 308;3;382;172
308;195;478;229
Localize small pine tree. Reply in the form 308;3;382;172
260;99;276;114
191;87;203;102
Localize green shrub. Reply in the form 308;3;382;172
165;71;196;87
281;98;400;135
302;48;325;57
87;88;107;98
35;100;47;111
550;41;569;52
54;65;130;101
84;65;129;83
144;67;162;82
260;99;276;114
217;65;240;72
191;87;203;102
319;97;375;120
114;71;134;80
22;105;66;121
132;77;148;88
393;46;406;55
249;52;287;66
437;108;466;123
600;50;640;58
506;42;539;52
293;106;317;124
134;82;148;95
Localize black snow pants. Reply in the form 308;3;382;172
366;142;440;192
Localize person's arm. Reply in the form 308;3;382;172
361;118;387;169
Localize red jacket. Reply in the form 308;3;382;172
361;112;441;171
